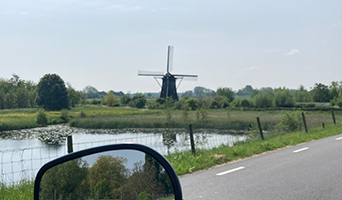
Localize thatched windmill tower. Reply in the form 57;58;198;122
138;46;197;101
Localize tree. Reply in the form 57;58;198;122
39;159;89;200
88;155;129;198
120;94;132;105
294;85;312;102
83;85;100;99
311;83;331;102
273;87;294;107
104;91;116;107
67;83;80;107
194;86;216;97
131;94;147;108
216;87;234;102
37;74;69;110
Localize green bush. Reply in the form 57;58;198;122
36;109;48;126
275;111;302;132
186;98;198;110
60;109;71;122
138;192;152;200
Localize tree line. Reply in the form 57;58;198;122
1;73;342;111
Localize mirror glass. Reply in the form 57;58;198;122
39;149;175;200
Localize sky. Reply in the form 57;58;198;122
1;0;342;93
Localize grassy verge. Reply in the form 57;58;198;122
165;123;342;175
0;180;33;200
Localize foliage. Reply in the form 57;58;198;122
230;98;252;108
0;180;34;200
216;87;234;102
36;109;48;126
193;86;215;97
252;92;273;108
88;155;129;198
138;192;153;200
186;98;198;110
37;73;69;111
104;91;117;107
311;83;331;102
120;94;132;105
195;108;209;122
131;94;147;108
0;74;37;110
39;159;89;200
273;87;295;107
67;83;83;107
294;85;312;102
79;111;87;118
60;109;71;122
275;111;302;132
236;85;253;96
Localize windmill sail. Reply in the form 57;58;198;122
138;46;197;101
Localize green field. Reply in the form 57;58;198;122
1;105;341;132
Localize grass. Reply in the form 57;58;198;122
0;180;33;200
165;123;342;175
1;106;341;131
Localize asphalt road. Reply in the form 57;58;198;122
180;133;342;200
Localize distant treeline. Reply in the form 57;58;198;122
1;74;342;110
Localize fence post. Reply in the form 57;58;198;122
302;112;308;133
189;124;196;155
322;123;325;128
256;117;264;140
67;136;73;153
332;110;336;125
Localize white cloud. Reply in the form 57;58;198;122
285;49;300;56
20;11;29;15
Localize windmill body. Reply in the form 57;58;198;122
138;46;197;101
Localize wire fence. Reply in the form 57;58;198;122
0;129;246;185
0;110;340;185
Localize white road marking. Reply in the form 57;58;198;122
336;137;342;141
293;147;309;153
216;167;245;176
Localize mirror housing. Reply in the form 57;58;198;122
34;143;182;200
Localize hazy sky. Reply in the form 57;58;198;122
1;0;341;93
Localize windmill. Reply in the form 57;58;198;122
138;46;198;101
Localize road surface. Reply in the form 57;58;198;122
180;133;342;200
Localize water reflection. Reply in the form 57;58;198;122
1;126;247;184
39;150;174;200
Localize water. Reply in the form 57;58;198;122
0;125;247;184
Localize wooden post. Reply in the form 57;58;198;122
322;123;325;128
189;124;196;155
67;136;73;153
256;117;264;140
54;189;57;200
332;110;336;124
302;112;308;133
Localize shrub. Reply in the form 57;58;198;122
132;98;146;108
186;98;198;110
275;111;302;132
138;192;152;200
60;109;71;122
79;111;87;118
36;109;48;126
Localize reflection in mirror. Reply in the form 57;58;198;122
39;150;174;200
